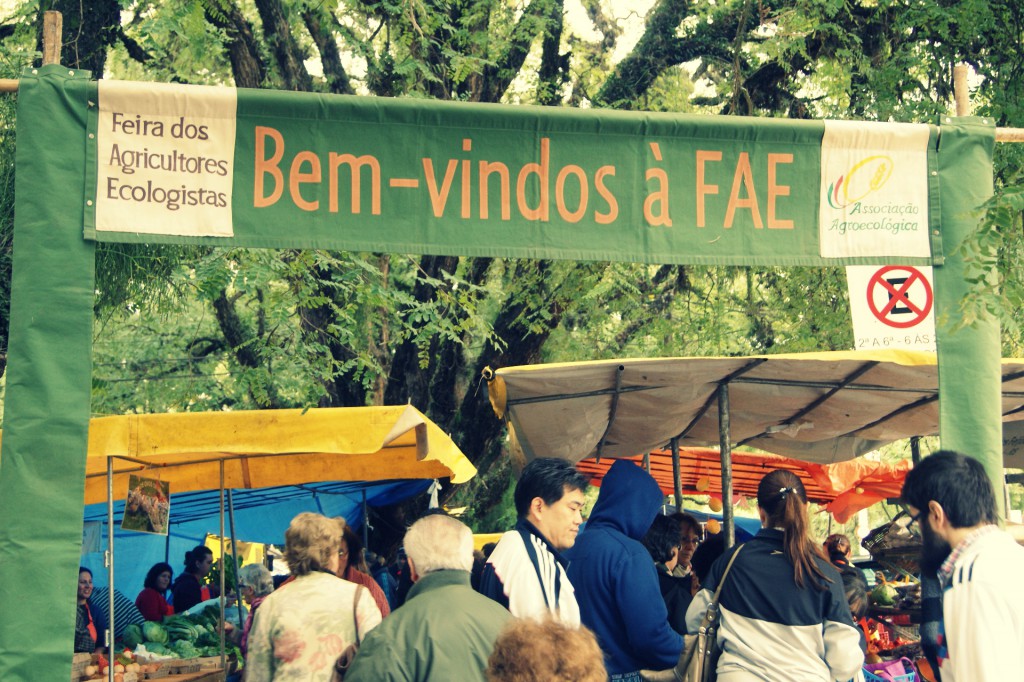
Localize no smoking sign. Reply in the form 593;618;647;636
846;265;936;351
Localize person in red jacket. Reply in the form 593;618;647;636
135;562;175;621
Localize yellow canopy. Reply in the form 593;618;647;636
473;532;504;551
69;405;475;504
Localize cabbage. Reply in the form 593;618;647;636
122;623;144;649
142;621;169;644
871;583;898;606
173;639;199;658
144;642;177;657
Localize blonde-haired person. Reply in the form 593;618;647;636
683;470;863;681
486;618;607;682
246;513;382;681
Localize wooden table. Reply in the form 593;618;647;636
161;669;225;682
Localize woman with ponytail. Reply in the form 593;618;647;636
683;470;864;681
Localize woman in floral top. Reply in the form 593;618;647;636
246;513;382;681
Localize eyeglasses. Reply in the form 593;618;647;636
680;537;701;547
338;549;348;557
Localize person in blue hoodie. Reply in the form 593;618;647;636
566;459;683;681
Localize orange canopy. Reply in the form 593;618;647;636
575;448;910;523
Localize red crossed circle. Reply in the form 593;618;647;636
866;266;933;329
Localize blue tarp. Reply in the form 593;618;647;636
81;479;430;597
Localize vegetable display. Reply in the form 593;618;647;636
121;605;243;667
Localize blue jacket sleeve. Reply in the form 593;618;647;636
617;551;683;668
477;562;510;610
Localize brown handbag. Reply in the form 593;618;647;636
331;585;365;682
641;545;744;682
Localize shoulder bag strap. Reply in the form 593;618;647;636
709;544;743;605
352;585;364;645
697;544;744;629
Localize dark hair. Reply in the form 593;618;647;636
670;512;700;539
901;450;998;528
643;514;682;564
824;533;851;562
184;545;213;574
690;533;726;585
79;566;92;577
342;523;368;573
143;562;174;592
482;542;497;559
758;470;828;590
514;458;589;518
841;570;868;620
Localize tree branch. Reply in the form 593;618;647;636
302;6;356;95
203;0;265;88
253;0;313;91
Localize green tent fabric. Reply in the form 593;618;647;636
0;66;998;680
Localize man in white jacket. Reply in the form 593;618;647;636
478;457;589;625
902;450;1024;682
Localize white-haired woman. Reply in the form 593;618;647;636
223;562;274;657
246;513;382;681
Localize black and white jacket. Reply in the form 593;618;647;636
685;529;863;682
478;518;581;625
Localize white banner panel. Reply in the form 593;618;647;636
847;265;935;351
820;121;930;258
95;80;237;237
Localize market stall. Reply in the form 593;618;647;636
486;350;1024;545
67;404;476;680
0;40;1003;680
575;446;911;523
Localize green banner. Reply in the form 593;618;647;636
934;117;1003;507
82;80;941;266
0;68;997;681
0;66;96;680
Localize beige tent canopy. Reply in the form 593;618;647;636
487;350;1024;467
39;404;476;504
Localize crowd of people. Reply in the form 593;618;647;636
73;449;1024;682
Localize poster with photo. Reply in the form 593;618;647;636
121;475;170;535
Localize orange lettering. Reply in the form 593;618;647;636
479;161;511;220
768;153;794;229
424;159;458;217
644;168;672;227
594;166;618;225
696;150;722;227
462;158;471;219
724;152;762;229
289;151;321;212
254;126;284;208
555;165;588;223
328;153;381;214
516;138;550;221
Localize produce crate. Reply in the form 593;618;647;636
164;658;201;674
70;653;91;681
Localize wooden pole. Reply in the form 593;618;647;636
718;384;735;549
670;437;682;510
953;64;971;117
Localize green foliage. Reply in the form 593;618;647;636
206;554;239;592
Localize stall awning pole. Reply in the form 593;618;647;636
227;489;244;630
106;456;115;682
719;384;735;549
671;438;682;510
219;462;227;671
